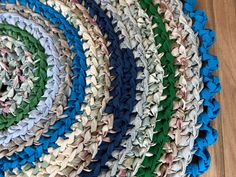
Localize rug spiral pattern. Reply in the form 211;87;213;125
0;0;221;177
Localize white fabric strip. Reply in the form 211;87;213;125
0;12;64;146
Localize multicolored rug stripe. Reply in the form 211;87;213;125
0;0;221;177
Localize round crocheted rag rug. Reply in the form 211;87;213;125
0;0;221;177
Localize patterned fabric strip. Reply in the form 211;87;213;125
154;0;203;176
136;0;177;176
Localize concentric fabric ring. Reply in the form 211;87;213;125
0;0;138;176
95;1;164;176
28;1;113;175
35;1;113;174
0;22;49;130
0;36;36;114
0;9;74;156
0;0;88;175
71;1;137;176
25;0;136;175
3;1;114;175
136;1;178;176
154;0;204;176
0;13;66;145
0;0;221;177
0;2;105;155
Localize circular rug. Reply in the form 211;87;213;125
0;0;221;177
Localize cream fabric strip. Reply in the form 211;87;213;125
153;0;203;176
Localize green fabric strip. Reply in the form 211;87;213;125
136;0;178;176
0;23;48;130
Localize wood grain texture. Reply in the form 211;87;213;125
196;1;236;177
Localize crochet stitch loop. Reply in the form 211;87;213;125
183;0;221;176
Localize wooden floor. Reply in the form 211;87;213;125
196;1;236;177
